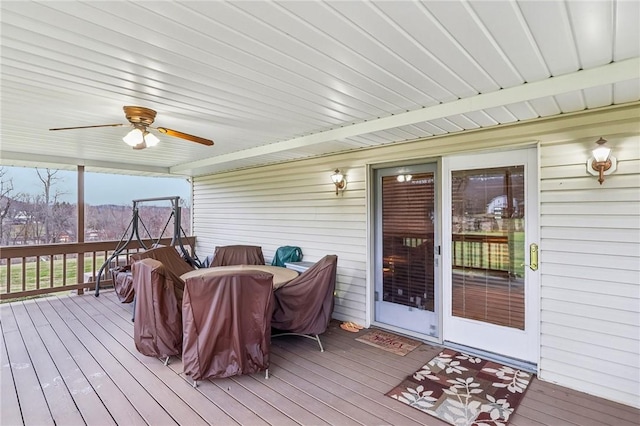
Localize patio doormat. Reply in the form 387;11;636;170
355;329;421;356
386;348;532;426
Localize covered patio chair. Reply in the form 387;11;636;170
129;245;196;276
182;270;274;386
111;264;134;303
210;245;265;266
271;255;338;352
132;258;183;363
130;246;195;363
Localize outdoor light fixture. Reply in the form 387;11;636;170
397;174;412;182
123;127;160;149
331;169;347;195
586;137;616;185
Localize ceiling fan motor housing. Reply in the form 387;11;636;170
123;106;156;126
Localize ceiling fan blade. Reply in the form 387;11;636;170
156;127;214;146
49;123;124;131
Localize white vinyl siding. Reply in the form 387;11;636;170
192;104;639;407
539;133;640;408
192;163;369;322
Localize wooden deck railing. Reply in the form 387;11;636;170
0;237;196;301
452;233;514;276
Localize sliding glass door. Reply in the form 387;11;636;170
374;163;439;336
442;148;539;364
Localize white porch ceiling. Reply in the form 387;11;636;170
1;0;639;177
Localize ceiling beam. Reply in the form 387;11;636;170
171;57;640;174
0;151;172;175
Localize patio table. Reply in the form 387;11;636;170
180;264;299;289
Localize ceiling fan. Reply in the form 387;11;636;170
49;106;214;150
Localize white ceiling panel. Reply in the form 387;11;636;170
528;97;563;118
441;115;480;131
583;85;615;109
375;1;499;94
339;138;372;149
371;1;477;99
313;1;451;103
346;134;392;146
567;0;614;68
482;107;519;125
425;118;465;133
614;0;640;60
462;111;500;128
613;79;640;104
388;126;425;140
423;1;524;89
504;102;540;121
226;1;421;111
368;129;414;143
411;122;447;137
554;92;587;113
517;1;580;76
467;1;550;83
1;0;638;177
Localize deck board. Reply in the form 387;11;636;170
1;320;26;426
23;301;114;426
34;297;145;426
1;290;638;426
48;297;178;425
270;344;437;425
59;295;207;426
2;304;55;426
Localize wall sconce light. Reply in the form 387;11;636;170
331;169;347;195
586;137;617;185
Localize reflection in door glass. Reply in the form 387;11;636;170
451;166;525;329
382;173;435;311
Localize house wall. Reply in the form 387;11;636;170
192;103;640;408
538;132;640;408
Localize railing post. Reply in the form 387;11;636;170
77;165;85;295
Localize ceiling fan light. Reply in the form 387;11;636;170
144;131;159;147
123;128;144;146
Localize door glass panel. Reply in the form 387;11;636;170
382;173;435;312
450;166;525;329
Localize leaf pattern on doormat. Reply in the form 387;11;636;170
386;348;533;426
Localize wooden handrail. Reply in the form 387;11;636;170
0;237;196;300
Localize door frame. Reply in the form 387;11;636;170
367;159;443;343
441;147;540;366
372;163;440;337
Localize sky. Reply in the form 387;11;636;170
2;166;191;206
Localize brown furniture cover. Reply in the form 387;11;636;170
181;264;298;289
132;258;183;358
271;255;338;336
131;246;196;358
182;270;274;381
112;265;134;303
111;246;193;304
129;245;195;278
210;245;265;266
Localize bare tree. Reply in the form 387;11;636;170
35;168;67;243
0;167;14;245
51;201;75;242
10;193;41;245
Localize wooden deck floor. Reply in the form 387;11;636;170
2;290;638;426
